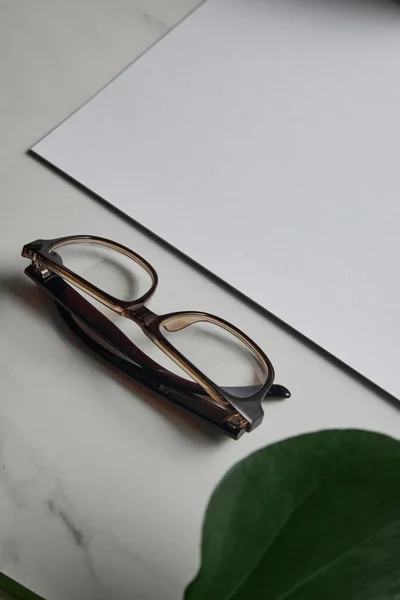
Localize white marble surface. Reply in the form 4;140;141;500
1;1;400;599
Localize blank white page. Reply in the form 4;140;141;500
32;0;400;398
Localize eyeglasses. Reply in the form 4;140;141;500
21;235;290;439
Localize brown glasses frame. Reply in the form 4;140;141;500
22;235;290;439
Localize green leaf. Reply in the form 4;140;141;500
0;573;45;600
185;430;400;600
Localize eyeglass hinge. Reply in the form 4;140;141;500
31;259;53;280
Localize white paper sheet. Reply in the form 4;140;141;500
32;0;400;398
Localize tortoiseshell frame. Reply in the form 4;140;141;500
22;235;290;439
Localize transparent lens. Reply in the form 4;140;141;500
160;316;267;397
53;241;153;302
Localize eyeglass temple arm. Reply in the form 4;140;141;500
24;257;288;422
24;264;250;438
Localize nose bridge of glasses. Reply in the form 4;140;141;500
126;304;159;327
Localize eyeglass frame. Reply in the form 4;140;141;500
22;235;290;439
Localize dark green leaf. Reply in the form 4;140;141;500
0;573;45;600
185;430;400;600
